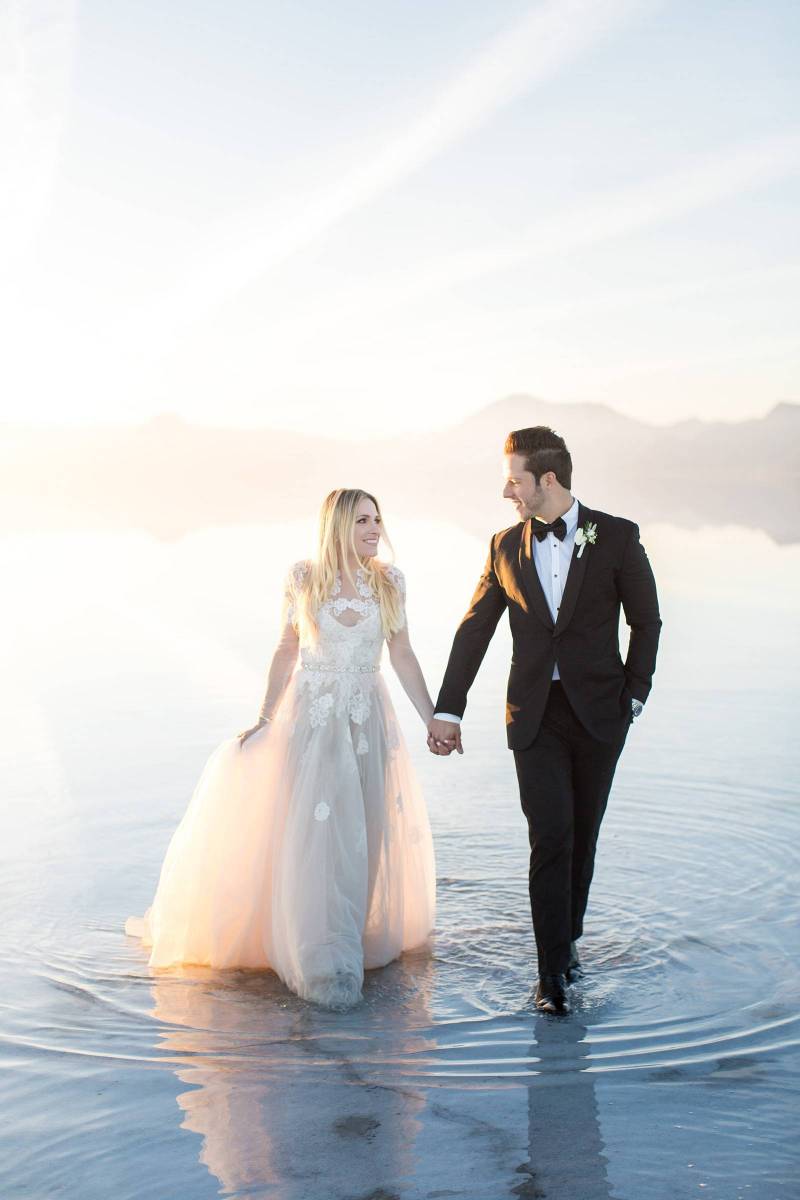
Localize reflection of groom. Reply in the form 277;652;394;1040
428;426;661;1013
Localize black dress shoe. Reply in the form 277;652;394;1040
566;941;583;983
534;973;569;1014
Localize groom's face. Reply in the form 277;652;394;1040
503;453;544;520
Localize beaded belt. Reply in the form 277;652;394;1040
301;664;379;673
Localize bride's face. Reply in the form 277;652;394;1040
353;498;382;559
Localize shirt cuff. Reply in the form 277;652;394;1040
433;712;462;724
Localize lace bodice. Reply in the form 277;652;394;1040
258;559;427;734
284;560;406;674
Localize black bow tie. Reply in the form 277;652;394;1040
532;516;567;542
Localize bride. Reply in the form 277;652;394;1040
125;488;437;1009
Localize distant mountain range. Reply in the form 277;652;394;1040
2;397;798;542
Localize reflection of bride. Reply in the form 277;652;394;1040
148;958;434;1199
126;488;436;1009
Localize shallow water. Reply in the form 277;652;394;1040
1;518;798;1199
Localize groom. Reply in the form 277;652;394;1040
428;426;661;1013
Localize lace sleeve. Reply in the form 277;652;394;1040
283;559;310;627
385;564;407;629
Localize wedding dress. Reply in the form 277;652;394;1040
125;562;436;1009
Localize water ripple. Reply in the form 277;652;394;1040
0;776;797;1099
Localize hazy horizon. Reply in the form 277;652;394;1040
2;393;798;436
3;391;797;542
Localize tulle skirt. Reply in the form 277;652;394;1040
125;670;436;1008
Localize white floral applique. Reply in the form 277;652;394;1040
331;595;372;619
348;688;370;725
385;565;407;629
292;560;311;587
309;692;334;727
295;566;386;700
355;567;375;599
326;567;379;622
284;559;311;624
356;732;369;755
385;564;406;599
314;801;331;822
329;566;375;600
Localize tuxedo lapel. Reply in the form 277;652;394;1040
518;518;555;630
554;502;592;635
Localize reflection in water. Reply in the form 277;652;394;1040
147;954;628;1200
515;1016;614;1200
0;515;798;1198
148;958;435;1199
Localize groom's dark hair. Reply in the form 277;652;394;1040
504;426;572;489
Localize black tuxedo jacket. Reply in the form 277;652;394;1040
435;503;662;749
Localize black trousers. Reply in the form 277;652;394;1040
513;681;631;977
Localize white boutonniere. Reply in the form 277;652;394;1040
575;521;598;558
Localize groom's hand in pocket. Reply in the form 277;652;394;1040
427;718;463;756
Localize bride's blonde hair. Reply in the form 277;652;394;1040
295;488;405;642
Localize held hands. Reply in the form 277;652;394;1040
427;717;463;756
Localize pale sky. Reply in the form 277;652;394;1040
1;0;798;436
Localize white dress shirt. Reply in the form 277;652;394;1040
535;496;579;680
434;499;580;724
